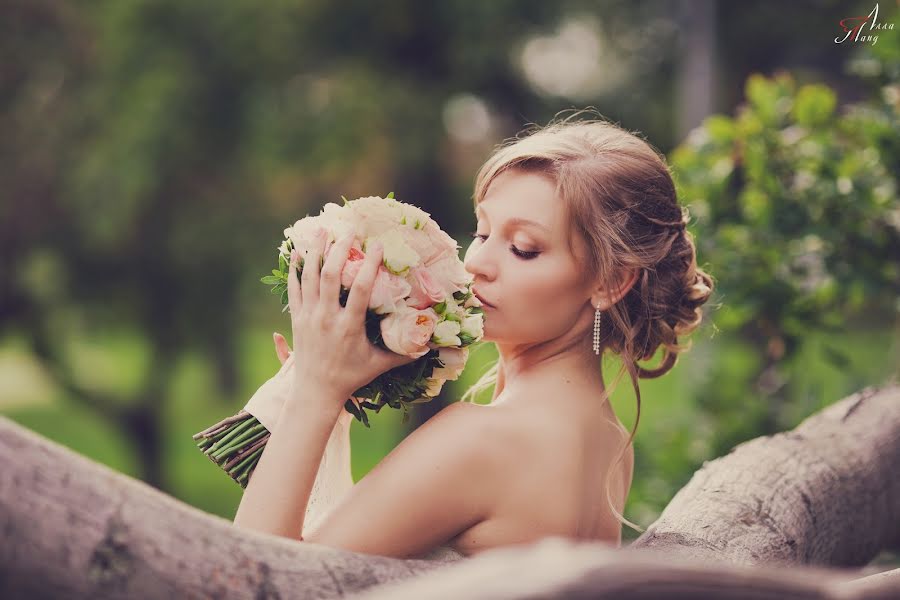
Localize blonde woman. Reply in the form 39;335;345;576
233;112;715;560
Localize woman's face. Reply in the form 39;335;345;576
464;169;593;346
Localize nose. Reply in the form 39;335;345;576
463;237;496;281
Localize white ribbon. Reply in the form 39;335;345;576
242;353;296;431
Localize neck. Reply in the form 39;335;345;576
489;320;607;411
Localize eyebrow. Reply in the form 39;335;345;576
475;205;550;233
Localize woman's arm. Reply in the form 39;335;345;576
300;401;499;558
232;384;345;540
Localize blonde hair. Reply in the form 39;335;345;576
459;109;715;535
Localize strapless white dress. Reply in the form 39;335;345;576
303;408;465;562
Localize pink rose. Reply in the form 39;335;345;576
380;306;439;358
423;220;460;253
406;266;445;309
340;246;366;289
369;267;412;314
432;346;468;381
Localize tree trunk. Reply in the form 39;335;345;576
0;381;897;600
630;380;900;567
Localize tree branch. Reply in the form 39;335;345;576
0;382;897;599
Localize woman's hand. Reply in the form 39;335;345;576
273;331;355;428
287;229;418;406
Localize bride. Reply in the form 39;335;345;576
232;113;715;560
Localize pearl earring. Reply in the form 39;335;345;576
593;305;602;355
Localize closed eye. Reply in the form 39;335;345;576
468;231;540;260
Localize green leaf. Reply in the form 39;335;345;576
793;84;836;127
260;275;281;284
458;332;476;345
278;253;288;272
704;115;736;145
386;191;395;199
280;288;288;304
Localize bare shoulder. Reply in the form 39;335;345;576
301;400;507;557
413;401;509;475
431;401;520;481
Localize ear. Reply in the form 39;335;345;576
591;268;640;311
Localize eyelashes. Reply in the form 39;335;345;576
468;231;540;260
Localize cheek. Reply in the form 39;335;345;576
507;261;580;316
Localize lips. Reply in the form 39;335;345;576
472;288;496;308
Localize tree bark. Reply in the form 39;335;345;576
630;380;900;567
351;537;896;600
0;382;897;600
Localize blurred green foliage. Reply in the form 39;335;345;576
0;0;897;547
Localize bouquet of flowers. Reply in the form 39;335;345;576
193;193;484;488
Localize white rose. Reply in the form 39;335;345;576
351;196;404;236
428;254;472;297
460;312;484;340
423;220;461;253
444;298;467;321
405;227;451;267
284;215;327;257
399;204;432;230
368;229;420;276
423;377;445;397
432;319;462;347
463;291;483;308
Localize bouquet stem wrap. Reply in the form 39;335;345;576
193;354;355;513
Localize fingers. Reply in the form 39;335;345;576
300;228;328;307
288;248;303;317
344;239;384;320
373;346;419;377
273;332;291;365
319;233;356;309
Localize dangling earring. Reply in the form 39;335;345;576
593;304;602;355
